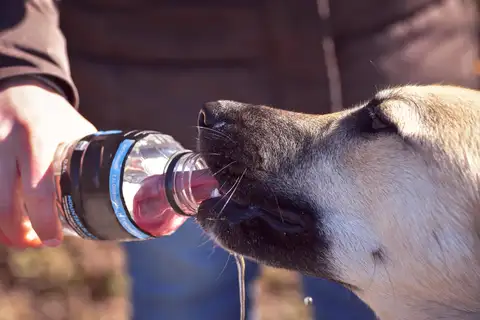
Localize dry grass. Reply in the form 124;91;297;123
0;238;128;320
0;237;310;320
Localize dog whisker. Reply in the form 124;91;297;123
212;179;239;216
366;257;378;292
212;161;236;177
189;160;235;184
271;187;285;224
383;262;397;306
201;152;222;156
217;169;247;218
261;182;288;225
197;236;215;248
194;126;234;142
215;253;233;281
198;152;223;157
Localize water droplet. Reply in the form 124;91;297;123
304;296;313;305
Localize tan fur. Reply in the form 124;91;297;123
317;85;480;319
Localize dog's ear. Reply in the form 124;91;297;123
373;97;423;140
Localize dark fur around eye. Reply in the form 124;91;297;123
353;99;398;135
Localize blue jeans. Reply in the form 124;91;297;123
123;219;375;320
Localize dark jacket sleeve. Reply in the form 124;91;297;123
0;0;78;107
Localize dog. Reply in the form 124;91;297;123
195;85;480;320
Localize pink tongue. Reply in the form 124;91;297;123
132;171;218;237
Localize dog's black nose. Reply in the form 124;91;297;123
198;101;225;128
198;101;228;128
199;100;248;128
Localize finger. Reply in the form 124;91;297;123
17;133;62;246
20;218;43;248
0;217;43;249
0;140;27;247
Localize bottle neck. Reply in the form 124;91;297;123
166;152;219;216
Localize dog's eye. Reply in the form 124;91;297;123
367;108;397;134
352;102;397;135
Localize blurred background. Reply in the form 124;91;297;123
0;0;479;319
0;240;311;320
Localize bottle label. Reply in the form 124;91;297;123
56;139;98;240
60;194;98;239
56;130;159;241
109;139;151;239
55;130;182;241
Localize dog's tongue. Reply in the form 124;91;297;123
132;171;218;237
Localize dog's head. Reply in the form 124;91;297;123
196;85;480;318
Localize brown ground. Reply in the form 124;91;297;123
0;237;310;320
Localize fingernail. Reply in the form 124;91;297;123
42;239;61;247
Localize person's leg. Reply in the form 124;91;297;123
302;276;375;319
123;219;260;320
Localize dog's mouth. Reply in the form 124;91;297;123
197;189;362;293
197;184;307;234
195;172;331;278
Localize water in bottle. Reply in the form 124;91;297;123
53;130;219;241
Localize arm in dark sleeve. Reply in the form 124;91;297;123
0;0;78;107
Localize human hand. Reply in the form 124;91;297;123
0;81;96;248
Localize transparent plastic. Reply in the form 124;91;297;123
124;134;219;236
54;133;219;238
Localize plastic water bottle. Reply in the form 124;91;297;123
52;130;219;241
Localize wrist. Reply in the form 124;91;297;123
0;75;69;101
